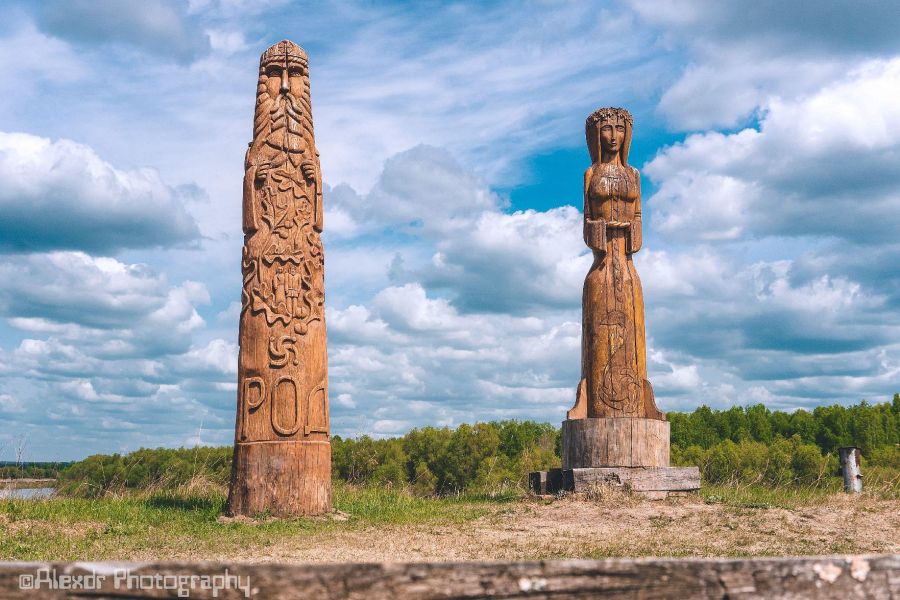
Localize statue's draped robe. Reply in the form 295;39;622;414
581;162;656;419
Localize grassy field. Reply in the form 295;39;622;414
1;481;897;562
0;482;517;561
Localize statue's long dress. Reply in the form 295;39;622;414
581;162;659;419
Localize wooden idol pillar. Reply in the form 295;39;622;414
225;40;331;516
531;107;699;497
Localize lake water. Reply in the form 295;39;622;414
0;487;55;500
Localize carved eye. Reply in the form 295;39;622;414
289;69;303;77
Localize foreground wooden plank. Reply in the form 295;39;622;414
0;555;897;599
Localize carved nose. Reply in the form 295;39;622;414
280;69;290;94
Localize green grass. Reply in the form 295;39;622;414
0;483;505;561
700;472;898;509
699;483;839;510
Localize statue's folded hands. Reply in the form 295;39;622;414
583;218;607;250
628;218;642;254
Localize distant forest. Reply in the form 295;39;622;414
0;462;70;480
46;395;900;497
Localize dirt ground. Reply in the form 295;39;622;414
203;492;899;563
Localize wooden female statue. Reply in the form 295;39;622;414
568;107;663;422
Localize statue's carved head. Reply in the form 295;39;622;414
253;40;315;145
585;107;633;165
259;40;308;100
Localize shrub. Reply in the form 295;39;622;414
57;446;231;498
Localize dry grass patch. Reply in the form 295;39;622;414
238;489;898;563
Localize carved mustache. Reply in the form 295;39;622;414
270;93;305;120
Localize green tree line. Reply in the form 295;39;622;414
55;397;899;497
0;462;71;480
668;396;900;455
332;420;559;494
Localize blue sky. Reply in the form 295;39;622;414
0;0;898;460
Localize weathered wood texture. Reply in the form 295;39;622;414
529;470;548;494
569;107;663;421
567;466;699;492
562;417;669;468
226;441;331;516
227;39;331;517
1;556;896;599
839;447;863;494
531;466;699;495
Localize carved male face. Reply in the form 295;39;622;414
263;61;305;100
599;117;626;156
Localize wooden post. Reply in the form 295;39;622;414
839;447;863;494
561;418;670;468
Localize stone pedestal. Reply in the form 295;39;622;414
531;417;700;498
530;466;700;498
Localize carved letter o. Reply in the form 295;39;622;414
271;376;302;436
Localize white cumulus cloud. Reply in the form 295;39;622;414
0;132;202;253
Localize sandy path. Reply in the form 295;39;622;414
193;494;900;563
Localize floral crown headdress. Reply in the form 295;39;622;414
585;107;633;129
585;107;633;164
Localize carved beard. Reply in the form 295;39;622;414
266;93;307;156
252;85;311;168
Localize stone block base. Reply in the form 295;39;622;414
530;466;700;498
